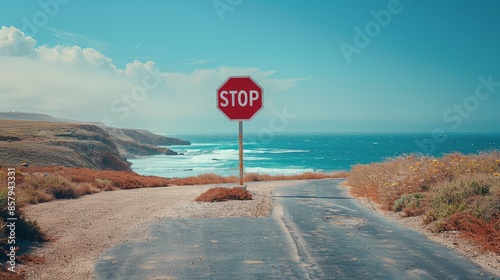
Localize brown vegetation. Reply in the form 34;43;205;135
20;166;171;192
195;187;253;202
2;166;347;207
243;171;348;182
0;182;48;278
346;151;500;254
167;171;348;186
444;213;500;254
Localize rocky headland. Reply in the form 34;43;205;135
0;113;190;171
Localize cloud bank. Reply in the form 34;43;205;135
0;26;307;130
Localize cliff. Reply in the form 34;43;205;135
0;120;132;171
103;127;190;159
0;112;191;162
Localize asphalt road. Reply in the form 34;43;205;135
94;179;496;279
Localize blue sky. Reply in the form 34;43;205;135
0;0;499;133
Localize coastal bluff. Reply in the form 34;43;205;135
104;126;189;159
0;113;190;171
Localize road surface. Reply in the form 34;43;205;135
94;179;496;279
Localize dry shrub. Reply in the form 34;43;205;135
441;151;500;179
17;186;54;204
195;187;253;202
0;270;24;280
346;163;384;204
75;182;101;196
94;178;116;191
17;254;46;265
23;174;78;199
0;173;48;276
169;173;237;186
43;175;78;199
444;213;500;254
20;166;171;189
1;189;47;270
10;167;170;205
430;174;499;220
346;152;500;210
392;193;427;217
168;172;347;186
20;167;347;190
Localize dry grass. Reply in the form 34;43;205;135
16;167;345;192
244;171;348;182
0;270;25;280
429;174;499;221
0;253;45;279
346;151;500;254
444;213;500;254
20;166;171;190
0;185;48;279
347;152;500;209
195;187;253;202
168;173;238;186
166;171;347;186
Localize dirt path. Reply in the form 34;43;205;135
22;181;301;280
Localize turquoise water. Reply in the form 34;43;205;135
129;133;500;178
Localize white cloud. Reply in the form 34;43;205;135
36;45;118;72
124;60;159;80
0;26;36;56
0;26;306;130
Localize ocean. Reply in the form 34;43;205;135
129;133;500;178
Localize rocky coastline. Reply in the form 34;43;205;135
0;113;189;171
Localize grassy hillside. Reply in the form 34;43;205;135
0;112;191;161
0;120;131;171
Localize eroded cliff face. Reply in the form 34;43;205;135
0;120;132;171
0;112;192;170
103;127;190;159
113;128;190;146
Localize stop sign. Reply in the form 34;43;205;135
217;76;263;120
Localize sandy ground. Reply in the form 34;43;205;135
21;181;302;280
20;180;499;279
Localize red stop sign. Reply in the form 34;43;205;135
217;76;263;120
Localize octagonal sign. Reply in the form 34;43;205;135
217;76;263;121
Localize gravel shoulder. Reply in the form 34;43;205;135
344;185;500;276
22;181;302;280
